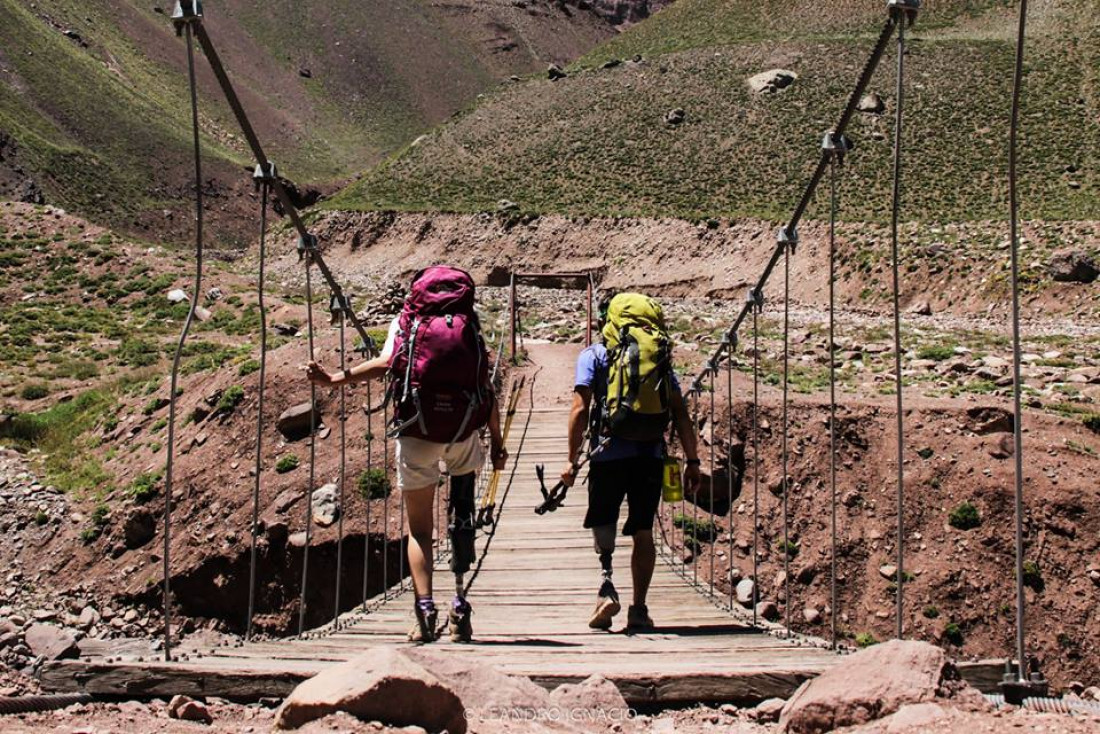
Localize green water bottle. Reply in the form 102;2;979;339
662;457;684;503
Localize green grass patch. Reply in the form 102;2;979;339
276;454;301;474
128;472;162;504
948;501;981;531
357;468;392;500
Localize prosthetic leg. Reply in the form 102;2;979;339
448;472;477;642
588;524;621;630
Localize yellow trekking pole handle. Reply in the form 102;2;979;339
479;375;525;512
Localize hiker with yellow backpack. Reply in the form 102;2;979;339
560;293;701;631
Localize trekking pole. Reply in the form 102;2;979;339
476;375;526;528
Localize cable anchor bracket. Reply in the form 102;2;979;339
172;0;204;35
747;287;765;313
253;161;278;189
328;293;353;327
1000;658;1049;706
887;0;920;26
777;226;799;255
822;132;854;165
298;233;319;265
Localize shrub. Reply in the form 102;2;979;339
1083;414;1100;435
116;338;159;367
129;473;161;503
276;454;300;474
948;501;981;530
943;622;964;646
20;384;49;400
778;539;800;559
357;468;391;499
672;513;719;543
91;504;110;526
34;511;48;526
1022;560;1043;591
216;385;245;415
80;526;102;544
923;605;940;619
855;632;878;648
917;344;955;362
238;359;261;377
150;418;167;433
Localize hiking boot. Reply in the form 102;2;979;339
449;597;473;643
408;599;439;643
588;579;621;630
627;604;654;631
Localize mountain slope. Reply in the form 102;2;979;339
0;0;622;240
331;0;1098;223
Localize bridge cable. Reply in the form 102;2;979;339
362;381;374;607
751;301;761;628
332;299;349;630
382;401;391;599
708;368;717;597
297;241;320;637
827;153;841;650
781;240;792;637
726;343;735;612
888;7;910;641
1008;0;1030;682
245;171;272;641
692;391;700;584
160;19;205;661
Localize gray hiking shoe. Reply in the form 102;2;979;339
588;579;621;630
627;604;654;631
449;597;473;643
408;599;439;643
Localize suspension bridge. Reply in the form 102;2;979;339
34;0;1061;709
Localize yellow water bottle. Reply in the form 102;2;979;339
662;457;683;503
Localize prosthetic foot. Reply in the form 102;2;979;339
449;596;474;643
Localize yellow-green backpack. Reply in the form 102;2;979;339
601;293;674;442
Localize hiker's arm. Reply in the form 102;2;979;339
560;387;591;487
488;395;508;470
306;354;388;387
671;388;702;493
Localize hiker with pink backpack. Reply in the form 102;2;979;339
307;266;507;643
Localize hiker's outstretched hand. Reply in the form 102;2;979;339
491;444;509;471
683;461;701;495
305;361;339;386
560;462;577;488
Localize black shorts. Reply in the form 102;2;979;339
584;457;663;536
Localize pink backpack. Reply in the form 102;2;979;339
389;266;492;444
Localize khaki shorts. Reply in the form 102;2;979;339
395;434;484;491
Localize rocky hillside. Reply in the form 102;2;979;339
0;0;633;240
331;0;1098;224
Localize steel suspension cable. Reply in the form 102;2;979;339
889;12;910;642
246;175;271;641
751;304;761;628
708;369;716;597
333;307;348;630
362;381;374;607
161;20;204;661
1008;0;1030;682
781;244;792;637
692;391;700;584
726;349;735;612
297;252;319;637
382;401;391;599
827;158;840;650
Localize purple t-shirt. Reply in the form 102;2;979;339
574;344;679;463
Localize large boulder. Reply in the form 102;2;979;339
749;69;798;94
778;640;981;734
277;403;321;441
24;623;79;660
311;484;340;527
275;648;466;731
1048;248;1099;283
550;674;630;729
